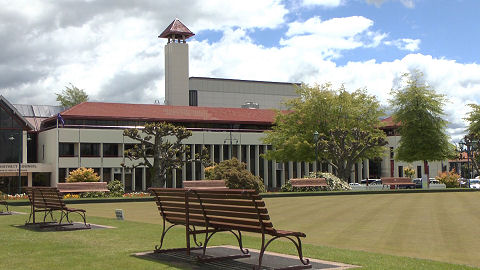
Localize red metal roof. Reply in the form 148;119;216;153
380;116;399;128
59;102;277;125
159;19;195;39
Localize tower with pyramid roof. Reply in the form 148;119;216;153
159;19;194;106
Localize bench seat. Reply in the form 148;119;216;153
0;199;9;214
25;187;90;229
381;177;416;189
290;178;327;188
57;182;109;193
149;188;311;270
182;180;227;189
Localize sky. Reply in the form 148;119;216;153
1;0;479;141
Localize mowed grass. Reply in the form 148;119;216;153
2;191;480;269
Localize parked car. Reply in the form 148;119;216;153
469;179;480;189
412;178;422;188
429;179;441;185
360;179;382;185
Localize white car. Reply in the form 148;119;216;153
469;179;480;189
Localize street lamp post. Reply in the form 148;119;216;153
313;131;319;177
8;132;22;195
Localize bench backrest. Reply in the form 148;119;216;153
57;182;109;193
149;188;275;234
381;177;414;185
290;178;327;187
182;180;227;189
25;187;66;210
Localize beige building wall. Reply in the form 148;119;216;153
189;77;299;109
382;135;445;179
165;42;189;106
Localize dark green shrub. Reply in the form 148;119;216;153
205;158;266;193
107;180;124;197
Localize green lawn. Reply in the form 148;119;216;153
2;192;480;269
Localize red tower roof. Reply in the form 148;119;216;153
159;19;195;39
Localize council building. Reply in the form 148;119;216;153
0;19;446;194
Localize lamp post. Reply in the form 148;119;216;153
313;131;319;177
8;132;21;195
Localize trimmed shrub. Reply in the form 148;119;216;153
107;180;124;197
80;192;106;198
436;170;460;188
66;167;100;183
204;158;266;193
281;172;351;192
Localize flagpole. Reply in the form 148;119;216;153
56;115;59;187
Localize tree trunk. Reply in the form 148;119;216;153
150;166;166;188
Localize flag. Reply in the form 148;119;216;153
57;113;65;127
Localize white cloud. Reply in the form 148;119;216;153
366;0;415;8
385;38;421;51
302;0;343;7
282;16;386;59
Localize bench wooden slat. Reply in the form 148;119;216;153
157;202;269;214
183;180;227;189
57;182;109;193
161;206;270;220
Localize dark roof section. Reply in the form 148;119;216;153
0;96;35;130
14;104;66;118
159;19;195;39
56;102;277;125
189;77;301;86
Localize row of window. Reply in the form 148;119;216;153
43;119;271;131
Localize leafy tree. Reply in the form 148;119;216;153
123;122;210;188
389;71;450;177
263;83;387;182
204;158;266;192
56;84;89;107
464;105;480;176
66;167;100;182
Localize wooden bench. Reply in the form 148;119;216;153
25;187;90;229
149;188;311;270
182;180;227;189
381;177;416;189
290;178;327;189
0;199;10;214
57;182;109;193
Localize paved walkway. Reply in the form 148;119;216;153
135;245;359;270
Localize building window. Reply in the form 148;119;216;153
103;143;120;157
417;166;422;178
390;147;394;159
189;90;198;106
59;143;75;157
398;166;403;177
80;143;100;157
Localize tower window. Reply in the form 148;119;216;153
189;90;198;106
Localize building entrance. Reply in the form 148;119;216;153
0;175;27;195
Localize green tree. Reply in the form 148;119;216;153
123;122;210;187
389;71;450;176
56;84;88;107
263;83;387;182
464;105;480;177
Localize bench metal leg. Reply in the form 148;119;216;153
255;234;311;270
197;228;251;262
